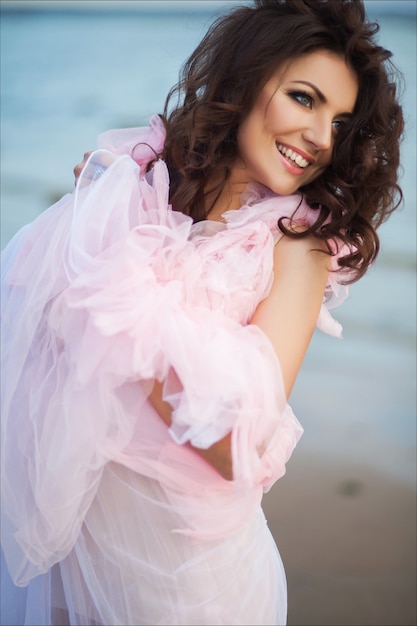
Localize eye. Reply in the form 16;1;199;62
289;91;313;108
332;119;347;133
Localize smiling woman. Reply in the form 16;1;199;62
0;1;404;625
163;0;403;279
233;51;359;197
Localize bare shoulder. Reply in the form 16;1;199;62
251;233;331;397
273;232;331;279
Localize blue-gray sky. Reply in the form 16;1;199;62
1;0;416;16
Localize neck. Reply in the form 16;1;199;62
205;170;250;222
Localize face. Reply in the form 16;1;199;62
233;50;358;197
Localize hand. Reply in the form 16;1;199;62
148;379;234;481
73;152;93;186
73;150;116;187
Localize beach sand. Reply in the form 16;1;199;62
264;456;416;626
263;305;417;626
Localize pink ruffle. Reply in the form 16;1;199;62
98;113;166;168
1;116;347;586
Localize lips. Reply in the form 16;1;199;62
276;143;310;169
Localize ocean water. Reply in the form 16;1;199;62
0;3;416;484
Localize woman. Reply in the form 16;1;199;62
1;1;403;624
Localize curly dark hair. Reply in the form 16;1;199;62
160;0;404;283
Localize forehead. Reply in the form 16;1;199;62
274;50;358;112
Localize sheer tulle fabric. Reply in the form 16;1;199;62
1;116;346;625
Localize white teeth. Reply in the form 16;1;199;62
277;143;309;168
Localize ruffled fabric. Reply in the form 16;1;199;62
221;182;351;337
1;115;348;609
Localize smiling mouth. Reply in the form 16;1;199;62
277;143;310;169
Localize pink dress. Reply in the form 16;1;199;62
0;116;348;625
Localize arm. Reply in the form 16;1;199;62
148;380;233;480
251;234;330;398
149;234;330;479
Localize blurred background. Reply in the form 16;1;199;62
1;1;416;624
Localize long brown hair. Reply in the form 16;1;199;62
160;0;404;282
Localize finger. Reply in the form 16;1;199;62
73;152;93;184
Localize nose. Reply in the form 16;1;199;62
303;115;333;152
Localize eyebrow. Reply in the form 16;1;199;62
289;80;354;117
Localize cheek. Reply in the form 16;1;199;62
264;96;301;133
237;116;261;159
320;146;333;167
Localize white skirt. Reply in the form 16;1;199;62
1;462;287;626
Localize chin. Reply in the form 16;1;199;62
269;183;303;196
